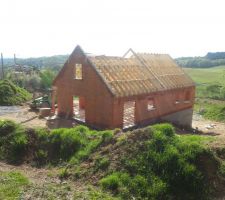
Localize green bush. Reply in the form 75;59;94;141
0;121;107;165
151;123;175;137
0;120;17;136
0;79;31;105
46;126;90;162
0;122;94;164
101;130;114;143
0;120;28;163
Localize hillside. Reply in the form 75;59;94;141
176;52;225;68
184;66;225;85
3;55;68;70
3;51;225;70
0;120;224;199
184;66;225;122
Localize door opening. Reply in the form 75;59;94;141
73;96;85;122
123;101;136;129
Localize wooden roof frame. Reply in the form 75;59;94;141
53;45;195;98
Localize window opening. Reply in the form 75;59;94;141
147;98;156;111
74;64;82;79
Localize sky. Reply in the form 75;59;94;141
1;0;225;58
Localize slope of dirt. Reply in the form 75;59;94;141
65;128;225;199
0;161;87;200
0;119;225;199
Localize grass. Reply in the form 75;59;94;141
73;186;119;200
99;124;220;200
201;104;225;122
184;66;225;99
0;121;224;199
195;100;225;122
178;134;214;144
94;156;110;171
184;66;225;85
184;66;225;122
0;171;29;200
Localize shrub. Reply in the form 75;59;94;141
0;120;28;163
152;123;175;137
0;120;17;136
8;129;28;162
101;130;114;143
0;79;31;105
0;122;96;164
47;127;89;161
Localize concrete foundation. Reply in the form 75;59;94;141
161;108;193;128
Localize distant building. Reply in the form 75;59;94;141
52;45;195;129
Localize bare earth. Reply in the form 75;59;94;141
0;161;86;200
192;114;225;137
0;105;46;128
0;105;225;138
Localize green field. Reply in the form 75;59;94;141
184;66;225;85
184;66;225;122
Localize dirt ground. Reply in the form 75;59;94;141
0;105;225;138
0;105;46;128
0;161;87;200
192;113;225;137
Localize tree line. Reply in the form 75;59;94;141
176;52;225;68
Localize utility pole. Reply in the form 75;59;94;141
14;53;17;65
1;53;4;79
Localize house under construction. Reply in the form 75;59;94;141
52;45;195;129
